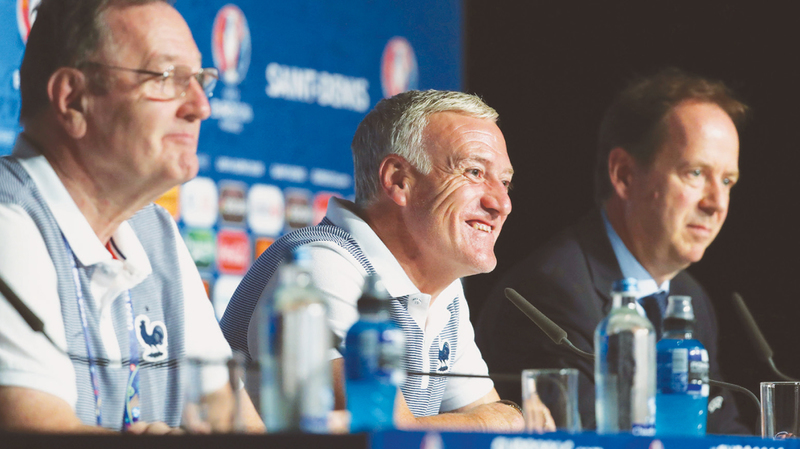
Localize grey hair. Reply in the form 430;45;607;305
351;89;498;206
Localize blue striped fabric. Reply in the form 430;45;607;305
0;156;186;429
220;218;461;417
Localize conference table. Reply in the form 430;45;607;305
1;429;793;449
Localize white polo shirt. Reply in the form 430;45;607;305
0;136;231;409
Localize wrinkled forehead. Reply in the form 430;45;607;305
98;2;202;67
424;112;505;149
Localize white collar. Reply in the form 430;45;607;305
12;135;152;281
326;198;433;300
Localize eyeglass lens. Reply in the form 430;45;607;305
148;66;218;99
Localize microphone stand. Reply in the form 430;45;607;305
732;292;797;382
505;288;761;412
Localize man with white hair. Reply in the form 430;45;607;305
222;90;541;431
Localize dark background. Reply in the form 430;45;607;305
461;1;799;433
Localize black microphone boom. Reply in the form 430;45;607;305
504;288;593;360
732;292;797;382
505;287;761;412
1;275;64;353
0;274;45;333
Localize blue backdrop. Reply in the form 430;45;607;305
0;0;461;315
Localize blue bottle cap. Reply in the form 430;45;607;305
612;277;638;293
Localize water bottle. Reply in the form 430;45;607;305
258;247;333;432
344;275;405;432
656;296;709;436
595;278;656;436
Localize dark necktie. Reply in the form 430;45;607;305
640;290;668;339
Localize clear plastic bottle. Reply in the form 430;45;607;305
258;247;333;432
344;275;405;432
656;296;709;436
595;278;657;436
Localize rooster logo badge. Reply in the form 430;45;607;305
135;315;168;362
437;339;450;372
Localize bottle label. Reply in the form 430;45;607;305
346;324;405;386
632;423;656;436
657;344;708;396
688;350;709;396
379;328;406;385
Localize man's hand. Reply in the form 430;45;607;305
459;400;526;433
394;388;526;433
184;383;265;433
126;421;183;435
0;386;114;433
522;394;556;433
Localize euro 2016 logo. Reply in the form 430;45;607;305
211;4;251;87
381;36;418;99
16;0;42;44
210;4;254;134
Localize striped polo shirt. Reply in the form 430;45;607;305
221;198;493;417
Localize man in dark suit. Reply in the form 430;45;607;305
475;68;750;434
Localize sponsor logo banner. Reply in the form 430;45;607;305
219;181;247;225
254;237;275;259
181;177;219;228
154;185;181;220
212;275;244;320
217;228;251;275
248;184;285;236
284;188;312;231
312;191;340;225
184;228;216;269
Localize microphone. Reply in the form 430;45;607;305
731;292;797;382
0;274;62;351
505;287;761;411
505;288;593;360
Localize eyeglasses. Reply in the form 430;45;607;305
82;62;219;100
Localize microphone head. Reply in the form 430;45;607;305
504;288;568;345
731;292;773;361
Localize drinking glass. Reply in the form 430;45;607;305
761;381;800;438
521;368;581;433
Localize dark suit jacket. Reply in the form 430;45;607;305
475;210;749;434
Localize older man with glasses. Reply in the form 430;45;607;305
0;0;263;433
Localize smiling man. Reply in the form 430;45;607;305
476;68;750;434
222;90;538;432
0;0;262;433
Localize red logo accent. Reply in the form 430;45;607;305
17;0;41;44
381;36;418;98
313;192;340;225
211;4;251;86
216;229;251;274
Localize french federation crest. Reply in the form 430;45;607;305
211;4;251;86
437;339;450;372
16;0;41;44
381;36;418;99
135;315;168;362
